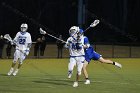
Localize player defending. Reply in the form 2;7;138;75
65;26;89;87
7;23;32;76
78;29;122;85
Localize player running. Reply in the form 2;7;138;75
78;29;122;85
7;23;32;76
65;26;90;87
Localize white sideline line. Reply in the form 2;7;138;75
92;81;130;85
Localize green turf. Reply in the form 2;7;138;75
0;58;140;93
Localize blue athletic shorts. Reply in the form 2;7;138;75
85;47;102;63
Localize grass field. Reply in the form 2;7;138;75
0;58;140;93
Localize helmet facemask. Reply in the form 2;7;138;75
69;26;79;40
20;23;28;32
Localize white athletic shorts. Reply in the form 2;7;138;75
13;49;26;64
68;56;85;75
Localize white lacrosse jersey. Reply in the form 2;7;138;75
66;36;87;57
13;32;32;51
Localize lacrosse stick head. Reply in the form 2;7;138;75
40;28;46;35
4;34;12;42
90;19;100;27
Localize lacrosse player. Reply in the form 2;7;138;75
7;23;32;76
65;26;91;87
77;29;122;85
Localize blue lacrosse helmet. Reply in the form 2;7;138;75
77;28;84;36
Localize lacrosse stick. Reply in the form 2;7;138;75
4;34;12;42
84;19;100;32
40;28;66;43
4;34;17;45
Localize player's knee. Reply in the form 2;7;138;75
68;65;75;71
82;66;86;70
99;59;106;63
83;63;88;68
68;67;73;71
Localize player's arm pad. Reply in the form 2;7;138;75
27;43;32;49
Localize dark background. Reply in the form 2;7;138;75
0;0;140;43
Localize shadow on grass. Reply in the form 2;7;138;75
0;73;8;76
32;78;73;86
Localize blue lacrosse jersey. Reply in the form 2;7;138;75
85;46;102;63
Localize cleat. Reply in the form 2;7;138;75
73;82;78;87
68;74;72;79
84;80;90;84
12;69;19;76
115;62;122;68
7;68;14;76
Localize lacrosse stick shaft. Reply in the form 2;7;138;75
83;26;91;32
46;33;66;43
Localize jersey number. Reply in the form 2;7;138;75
72;43;82;50
19;38;26;44
72;43;76;50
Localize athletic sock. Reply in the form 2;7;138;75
85;78;89;80
113;62;115;65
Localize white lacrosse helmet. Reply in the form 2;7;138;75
20;23;28;32
69;26;80;39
